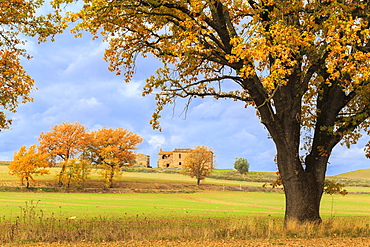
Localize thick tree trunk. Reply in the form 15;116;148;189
265;82;326;224
271;111;329;224
274;138;325;224
243;71;349;225
277;145;323;223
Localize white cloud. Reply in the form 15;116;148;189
18;38;38;57
331;145;365;159
62;41;108;77
169;135;187;147
118;81;143;98
79;97;101;108
326;144;369;175
229;129;258;144
191;100;224;119
148;135;166;149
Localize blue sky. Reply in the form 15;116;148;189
0;29;368;176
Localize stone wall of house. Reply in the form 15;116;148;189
157;148;193;168
135;153;151;168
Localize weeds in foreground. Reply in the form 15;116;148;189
0;202;368;245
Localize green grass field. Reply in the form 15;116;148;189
1;164;369;219
0;191;368;220
0;165;369;245
0;191;368;245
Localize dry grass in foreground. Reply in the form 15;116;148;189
0;214;368;246
2;238;369;247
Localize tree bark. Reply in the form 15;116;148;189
26;177;30;189
109;165;115;188
58;163;67;186
261;82;326;224
277;144;323;223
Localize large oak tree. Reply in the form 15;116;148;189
53;0;370;223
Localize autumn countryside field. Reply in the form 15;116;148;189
0;165;369;246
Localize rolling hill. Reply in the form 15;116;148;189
334;169;370;178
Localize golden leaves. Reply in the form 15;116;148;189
8;145;50;188
182;146;215;185
15;122;143;188
0;49;34;129
323;179;348;196
1;0;63;130
228;18;311;90
53;0;370;155
84;127;143;188
38;122;91;162
317;146;331;157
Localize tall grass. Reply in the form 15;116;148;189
0;201;368;245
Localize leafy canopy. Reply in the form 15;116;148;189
53;0;370;157
83;127;143;187
234;157;250;174
182;145;215;185
38;121;91;163
8;145;50;188
38;122;91;186
0;0;62;130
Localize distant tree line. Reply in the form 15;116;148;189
8;122;142;188
8;122;219;188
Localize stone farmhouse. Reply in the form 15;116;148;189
135;153;151;168
157;148;192;168
135;148;214;169
157;148;214;168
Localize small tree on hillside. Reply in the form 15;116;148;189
182;146;215;185
8;145;50;188
234;158;250;175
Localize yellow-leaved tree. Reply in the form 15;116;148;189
53;0;370;223
0;0;61;130
83;127;142;188
38;122;91;186
62;158;92;188
182;146;215;185
9;145;50;188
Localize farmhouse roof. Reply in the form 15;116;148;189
158;149;173;155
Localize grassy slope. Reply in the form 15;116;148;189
334;169;370;178
329;169;370;190
1;165;370;192
0;166;266;188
